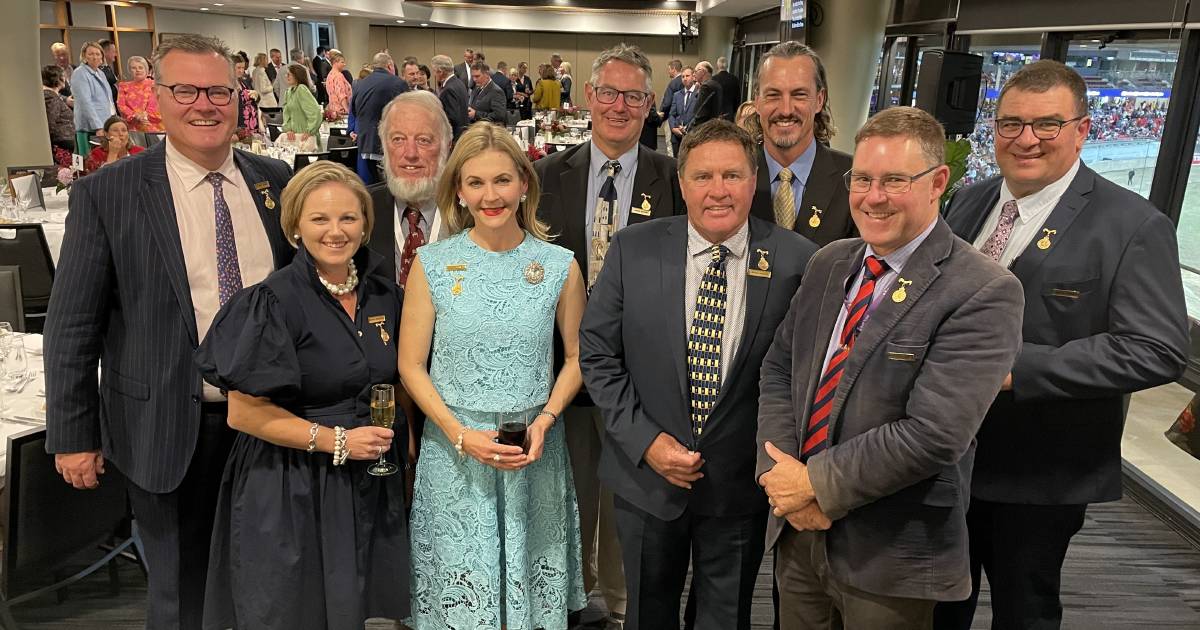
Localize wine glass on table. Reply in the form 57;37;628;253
367;384;398;477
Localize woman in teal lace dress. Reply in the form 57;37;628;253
399;123;587;629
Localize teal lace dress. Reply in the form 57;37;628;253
409;230;586;630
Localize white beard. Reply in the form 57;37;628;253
386;173;436;204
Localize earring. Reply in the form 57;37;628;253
458;198;466;208
293;234;300;240
520;194;527;203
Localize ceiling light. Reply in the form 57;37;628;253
396;19;405;23
290;6;300;9
421;23;429;27
214;2;224;5
266;17;281;21
287;15;295;19
200;7;209;10
339;12;349;15
1079;45;1088;48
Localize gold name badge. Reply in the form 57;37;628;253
446;264;467;272
886;351;916;362
748;247;772;278
1037;228;1057;250
367;315;386;324
253;181;271;190
891;278;912;303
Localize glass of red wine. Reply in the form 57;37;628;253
496;410;530;454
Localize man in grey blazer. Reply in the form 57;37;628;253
45;36;293;630
933;61;1188;630
756;107;1024;629
468;61;508;125
581;120;818;630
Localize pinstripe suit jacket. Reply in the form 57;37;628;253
44;142;294;493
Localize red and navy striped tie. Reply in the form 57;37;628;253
801;255;888;461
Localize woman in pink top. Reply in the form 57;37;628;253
324;49;351;118
116;56;163;132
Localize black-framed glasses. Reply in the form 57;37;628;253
156;83;235;106
592;86;650;107
844;164;940;195
993;115;1085;140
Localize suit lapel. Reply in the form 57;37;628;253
713;219;772;411
233;150;291;268
751;149;774;223
954;179;1002;242
797;143;839;240
629;145;665;225
663;220;690;401
560;143;592;272
139;144;198;344
1009;166;1092;279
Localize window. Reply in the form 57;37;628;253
961;37;1042;187
1174;128;1200;317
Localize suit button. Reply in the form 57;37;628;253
191;395;200;403
357;330;363;337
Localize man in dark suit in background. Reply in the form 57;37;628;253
690;61;721;130
98;39;120;103
454;48;474;84
536;43;684;629
468;61;508;124
46;35;294;630
934;60;1189;630
581;120;817;629
668;66;697;158
493;61;514;109
757;106;1024;629
432;54;469;142
713;56;742;122
659;59;684;156
312;45;332;106
750;41;855;247
349;52;408;185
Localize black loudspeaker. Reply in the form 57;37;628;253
915;50;983;136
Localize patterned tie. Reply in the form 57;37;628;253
206;172;243;306
398;205;426;287
687;245;730;441
979;200;1020;263
801;255;889;461
774;168;796;230
588;159;621;289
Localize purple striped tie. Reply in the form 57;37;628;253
207;172;243;305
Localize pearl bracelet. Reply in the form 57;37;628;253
454;428;467;460
307;423;320;454
333;426;348;466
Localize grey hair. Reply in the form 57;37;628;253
695;61;714;76
372;52;393;70
430;54;453;73
127;55;149;71
756;40;836;143
589;43;653;94
289;48;303;62
379;90;453;165
716;56;728;70
150;34;234;82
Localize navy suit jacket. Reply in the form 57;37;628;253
350;69;409;156
660;74;684;120
944;164;1188;505
750;142;856;247
439;75;470;141
44;143;294;493
668;88;696;130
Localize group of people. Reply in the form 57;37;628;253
42;31;1187;630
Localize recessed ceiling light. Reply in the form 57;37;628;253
396;19;405;23
286;15;295;19
290;6;300;9
214;2;224;5
421;23;429;26
339;11;349;15
1079;44;1088;48
266;17;281;21
200;7;209;10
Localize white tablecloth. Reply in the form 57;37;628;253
0;333;47;473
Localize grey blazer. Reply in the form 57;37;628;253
44;143;294;493
581;215;817;522
756;218;1024;601
944;164;1188;505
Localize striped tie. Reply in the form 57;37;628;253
687;245;730;441
801;255;888;461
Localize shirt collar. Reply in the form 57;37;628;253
764;140;817;187
165;137;238;193
998;159;1081;223
687;219;750;260
590;142;639;181
862;216;938;274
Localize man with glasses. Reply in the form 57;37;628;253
756;106;1024;629
933;60;1188;630
45;34;293;630
535;42;684;630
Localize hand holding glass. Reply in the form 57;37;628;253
368;384;398;476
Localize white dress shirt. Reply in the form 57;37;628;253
165;139;275;400
971;159;1080;268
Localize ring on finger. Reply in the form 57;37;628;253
493;454;500;463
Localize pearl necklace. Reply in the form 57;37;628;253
318;260;358;296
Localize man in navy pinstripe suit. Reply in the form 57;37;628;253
44;35;293;630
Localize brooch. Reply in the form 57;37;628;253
524;261;545;285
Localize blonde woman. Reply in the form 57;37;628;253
401;122;587;629
558;60;573;106
251;52;278;108
324;49;351;117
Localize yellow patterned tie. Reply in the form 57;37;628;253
687;245;730;441
774;168;796;230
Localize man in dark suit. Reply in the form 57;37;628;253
98;39;119;103
46;35;294;630
312;45;332;106
668;67;697;157
349;52;408;185
658;59;684;155
581;120;817;630
756;106;1024;629
536;43;684;629
432;54;469;142
493;61;514;108
933;61;1188;630
468;61;507;124
454;48;474;84
713;56;742;122
690;61;721;130
749;41;854;247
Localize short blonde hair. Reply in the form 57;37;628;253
436;123;550;241
854;106;945;167
280;162;374;248
327;49;344;64
79;41;103;64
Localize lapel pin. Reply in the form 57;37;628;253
260;190;276;210
808;205;822;228
631;193;652;216
748;248;772;278
891;278;912;303
1037;228;1056;250
368;315;390;345
447;263;467;295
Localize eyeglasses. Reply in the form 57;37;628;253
156;83;235;106
993;115;1085;140
592;86;650;108
844;164;940;195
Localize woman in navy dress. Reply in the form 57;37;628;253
197;161;411;630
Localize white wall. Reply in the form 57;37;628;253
154;9;287;57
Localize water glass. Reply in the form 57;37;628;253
4;343;27;389
496;411;530;454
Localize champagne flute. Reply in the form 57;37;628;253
367;384;398;476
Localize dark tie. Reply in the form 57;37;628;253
802;255;888;460
588;159;622;288
206;172;243;306
687;245;730;442
683;90;690;110
398;205;426;287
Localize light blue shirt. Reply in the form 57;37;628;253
584;141;639;242
764;140;817;220
818;218;939;375
71;64;115;132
